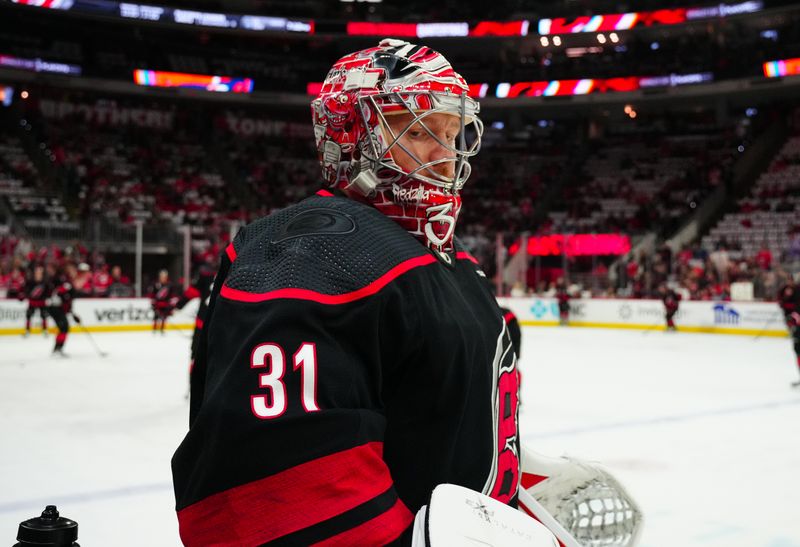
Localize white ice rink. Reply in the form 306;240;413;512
1;327;799;546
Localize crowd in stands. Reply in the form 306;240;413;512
2;90;799;304
0;233;134;299
547;114;741;238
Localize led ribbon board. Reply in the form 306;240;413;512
134;70;254;93
763;58;800;78
508;234;632;257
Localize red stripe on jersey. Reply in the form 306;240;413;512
503;311;516;324
178;442;401;546
456;251;479;264
195;317;203;329
315;189;334;197
311;498;413;547
220;254;437;304
225;243;237;263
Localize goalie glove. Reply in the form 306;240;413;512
518;446;643;547
411;484;558;547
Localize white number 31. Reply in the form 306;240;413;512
250;342;319;419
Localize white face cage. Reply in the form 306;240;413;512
355;90;483;194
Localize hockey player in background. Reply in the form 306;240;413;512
778;280;800;386
21;264;50;336
46;265;79;356
176;258;217;397
660;283;681;332
171;40;531;546
149;269;178;335
555;277;570;326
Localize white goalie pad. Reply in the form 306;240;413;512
412;483;559;547
518;446;644;547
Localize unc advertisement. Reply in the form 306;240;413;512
497;297;788;337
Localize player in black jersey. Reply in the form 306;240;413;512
171;40;527;546
778;280;800;386
46;265;78;356
22;265;50;336
660;284;681;332
149;269;178;335
176;260;217;396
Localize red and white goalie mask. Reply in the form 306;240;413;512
311;39;483;259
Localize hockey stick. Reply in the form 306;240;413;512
752;309;784;342
641;316;667;336
73;321;109;357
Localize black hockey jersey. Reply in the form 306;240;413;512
24;279;52;307
171;192;520;546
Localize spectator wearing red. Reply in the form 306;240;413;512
73;263;93;296
108;265;134;297
756;243;773;271
92;263;112;297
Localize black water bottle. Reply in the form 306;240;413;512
14;505;79;547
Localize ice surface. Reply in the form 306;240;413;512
1;326;798;546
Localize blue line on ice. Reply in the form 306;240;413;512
525;398;800;439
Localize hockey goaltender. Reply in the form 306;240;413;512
171;39;641;547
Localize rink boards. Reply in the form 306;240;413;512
0;297;787;337
0;298;199;335
497;297;789;337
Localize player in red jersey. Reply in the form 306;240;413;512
171;40;533;546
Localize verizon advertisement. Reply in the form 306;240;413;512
0;298;198;334
496;297;788;337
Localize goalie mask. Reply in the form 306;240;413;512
311;39;483;258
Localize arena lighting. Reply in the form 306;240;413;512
345;20;526;37
21;90;29;99
1;86;16;107
552;36;562;46
597;33;607;44
507;234;632;257
307;71;713;99
610;32;619;43
538;1;763;35
133;70;254;93
494;71;713;98
540;36;549;47
0;54;82;75
763;57;800;78
10;0;315;33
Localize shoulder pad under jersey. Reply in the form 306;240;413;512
223;194;430;298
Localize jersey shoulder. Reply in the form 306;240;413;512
225;194;428;296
